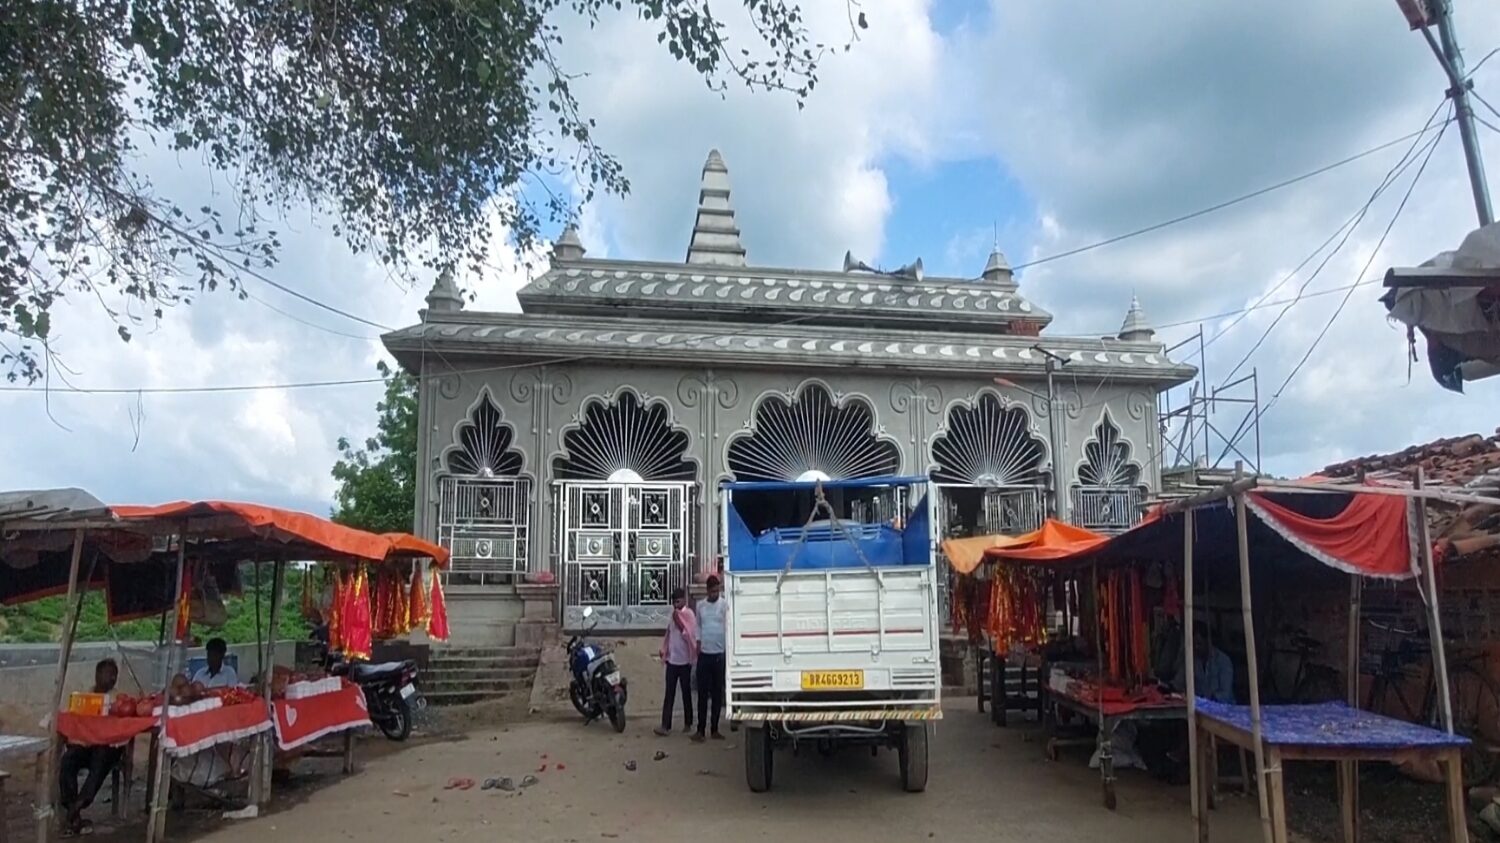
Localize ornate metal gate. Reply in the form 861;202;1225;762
438;476;532;585
557;480;693;629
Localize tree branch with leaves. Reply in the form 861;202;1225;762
1;0;862;382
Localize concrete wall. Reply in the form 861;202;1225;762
0;641;295;736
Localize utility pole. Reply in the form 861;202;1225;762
1400;0;1494;225
993;345;1071;526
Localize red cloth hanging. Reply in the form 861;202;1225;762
426;570;449;643
327;569;345;653
1245;492;1417;579
174;564;193;641
408;567;429;629
342;567;373;660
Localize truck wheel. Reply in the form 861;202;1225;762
745;726;773;793
899;723;929;793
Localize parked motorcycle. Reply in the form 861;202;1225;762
566;607;627;732
324;650;423;741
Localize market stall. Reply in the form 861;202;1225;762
1170;472;1476;843
0;493;449;843
979;518;1186;810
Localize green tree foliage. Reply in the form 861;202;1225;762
331;362;418;534
0;564;310;644
2;0;860;382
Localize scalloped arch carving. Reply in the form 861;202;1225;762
553;390;696;482
727;383;900;482
931;393;1048;486
442;389;524;478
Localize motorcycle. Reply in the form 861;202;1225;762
324;649;423;741
566;607;627;732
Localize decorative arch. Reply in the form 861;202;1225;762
553;389;696;482
441;387;525;478
727;382;901;482
1074;408;1144;489
930;392;1048;486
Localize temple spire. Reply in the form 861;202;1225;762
424;269;463;314
1117;295;1154;341
685;149;747;267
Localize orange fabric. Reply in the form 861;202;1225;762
943;534;1021;574
381;533;450;569
111;502;449;567
427;570;449;643
408;568;429;629
1245;491;1417;579
327;569;345;653
174;565;192;641
983;519;1110;563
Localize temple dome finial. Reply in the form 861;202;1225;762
686;148;747;267
1118;294;1154;341
424;269;463;314
553;225;586;261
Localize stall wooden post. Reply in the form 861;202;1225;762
1232;465;1275;843
1090;561;1115;809
1185;508;1206;843
257;559;286;804
146;531;188;843
35;529;84;843
1340;576;1361;843
1415;468;1455;734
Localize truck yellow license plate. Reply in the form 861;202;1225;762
800;670;864;690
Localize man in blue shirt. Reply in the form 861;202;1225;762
1175;623;1235;703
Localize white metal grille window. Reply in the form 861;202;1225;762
1070;410;1145;534
727;384;899;481
437;392;532;584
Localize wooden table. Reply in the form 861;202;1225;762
0;736;48;843
1195;706;1469;843
1045;689;1187;810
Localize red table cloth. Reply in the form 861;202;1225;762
60;704;273;757
273;682;371;750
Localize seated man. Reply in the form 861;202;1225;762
59;659;124;835
191;638;239;688
1174;622;1235;703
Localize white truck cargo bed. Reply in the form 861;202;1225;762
726;566;942;719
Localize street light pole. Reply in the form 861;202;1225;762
1400;0;1493;225
995;344;1070;525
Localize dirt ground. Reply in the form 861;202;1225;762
4;642;1468;843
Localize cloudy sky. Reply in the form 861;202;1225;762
6;0;1500;514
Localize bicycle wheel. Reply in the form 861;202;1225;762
1447;667;1500;785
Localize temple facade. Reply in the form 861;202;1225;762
383;150;1196;643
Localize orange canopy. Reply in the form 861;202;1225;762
111;502;448;566
982;518;1110;564
382;532;451;569
943;534;1024;574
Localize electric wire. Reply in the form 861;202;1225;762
1011;120;1455;272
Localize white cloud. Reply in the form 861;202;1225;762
6;0;1500;513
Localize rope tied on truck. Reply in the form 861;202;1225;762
774;481;886;592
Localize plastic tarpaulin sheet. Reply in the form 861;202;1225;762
943;534;1020;574
113;501;449;566
982;519;1110;564
1195;699;1468;749
1242;491;1418;579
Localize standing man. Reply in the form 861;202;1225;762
191;637;239;688
655;588;697;737
692;575;728;742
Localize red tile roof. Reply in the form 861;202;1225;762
1320;429;1500;489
